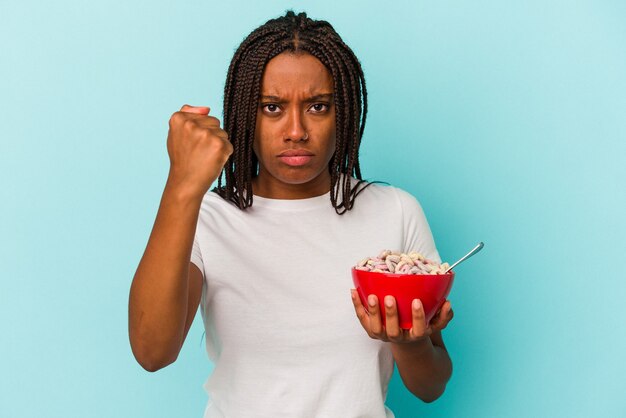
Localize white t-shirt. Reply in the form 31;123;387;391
190;176;440;418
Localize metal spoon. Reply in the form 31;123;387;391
443;242;484;273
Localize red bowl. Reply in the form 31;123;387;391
351;267;455;330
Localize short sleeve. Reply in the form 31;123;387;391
190;233;205;276
395;188;441;263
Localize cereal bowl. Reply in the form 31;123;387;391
351;268;455;330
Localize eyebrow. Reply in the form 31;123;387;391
259;93;334;102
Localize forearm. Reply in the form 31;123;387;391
128;179;203;370
391;335;452;402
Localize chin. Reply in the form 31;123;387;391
274;168;325;184
278;173;317;184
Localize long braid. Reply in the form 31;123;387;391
296;36;350;209
212;10;387;214
302;28;365;213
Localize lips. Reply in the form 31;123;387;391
277;149;314;157
277;149;314;167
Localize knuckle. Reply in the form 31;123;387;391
368;332;381;340
211;137;227;151
169;111;185;126
206;115;221;126
182;118;197;131
387;329;399;339
413;330;427;339
197;127;212;139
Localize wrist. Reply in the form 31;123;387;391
164;174;209;203
391;335;434;358
164;178;206;205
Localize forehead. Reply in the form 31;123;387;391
260;52;333;95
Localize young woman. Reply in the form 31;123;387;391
129;10;454;418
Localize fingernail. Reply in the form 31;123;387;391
368;295;376;307
413;299;421;310
350;289;356;299
384;296;393;308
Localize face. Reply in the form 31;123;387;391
252;51;336;199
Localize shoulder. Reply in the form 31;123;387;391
201;190;240;209
353;178;422;210
196;190;244;222
357;180;431;230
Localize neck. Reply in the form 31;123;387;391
252;172;332;199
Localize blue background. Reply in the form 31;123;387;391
1;1;625;417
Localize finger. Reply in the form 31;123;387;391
350;289;370;330
433;302;454;331
212;129;230;142
192;116;223;130
409;299;430;340
174;111;222;130
180;104;210;115
367;294;383;337
443;306;454;327
430;300;450;329
432;300;445;321
384;296;402;342
432;300;449;322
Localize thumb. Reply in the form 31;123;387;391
180;104;210;115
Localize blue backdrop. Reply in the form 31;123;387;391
1;1;624;417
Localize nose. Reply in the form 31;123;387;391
283;107;307;142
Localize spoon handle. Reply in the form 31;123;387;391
444;242;484;273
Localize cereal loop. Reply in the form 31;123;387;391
354;250;448;275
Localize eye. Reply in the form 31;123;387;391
261;104;281;114
309;103;329;113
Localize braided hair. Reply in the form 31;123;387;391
212;10;385;214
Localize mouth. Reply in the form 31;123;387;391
277;149;315;167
